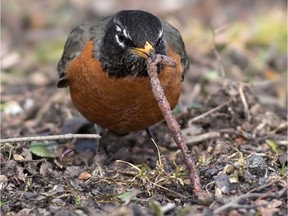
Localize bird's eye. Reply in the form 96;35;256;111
118;34;126;43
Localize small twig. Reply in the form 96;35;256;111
248;79;279;88
253;121;268;136
277;140;288;146
147;55;201;194
270;122;288;134
188;99;232;124
171;131;220;148
151;138;162;167
213;192;278;214
213;181;287;214
248;177;286;194
238;83;251;121
218;128;236;133
116;160;141;172
205;181;215;197
148;179;187;198
186;131;220;145
0;133;101;144
209;24;226;78
237;127;254;140
14;159;46;163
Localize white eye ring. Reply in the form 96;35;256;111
123;29;132;40
116;25;122;32
158;29;163;39
115;35;125;48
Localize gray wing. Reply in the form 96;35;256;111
57;17;110;88
161;20;190;80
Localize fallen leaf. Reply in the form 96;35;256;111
0;175;8;190
78;172;92;180
22;148;33;160
215;172;231;195
29;141;58;158
256;199;283;216
13;154;24;161
39;162;48;175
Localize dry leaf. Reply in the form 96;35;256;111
0;175;8;189
78;172;92;180
13;154;25;161
256;199;283;216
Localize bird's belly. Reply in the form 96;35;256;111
70;73;180;133
67;42;182;133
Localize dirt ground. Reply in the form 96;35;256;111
1;0;287;215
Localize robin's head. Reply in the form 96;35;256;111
99;10;167;77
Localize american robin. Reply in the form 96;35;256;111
57;10;189;134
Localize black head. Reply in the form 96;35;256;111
98;10;167;77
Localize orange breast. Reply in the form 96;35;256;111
67;41;182;133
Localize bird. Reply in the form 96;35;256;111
57;10;189;134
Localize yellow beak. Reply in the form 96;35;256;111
131;41;155;59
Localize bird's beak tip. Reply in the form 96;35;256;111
131;41;155;59
149;50;156;61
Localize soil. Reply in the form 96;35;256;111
1;0;287;215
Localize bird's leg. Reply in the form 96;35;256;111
145;127;155;140
93;124;102;153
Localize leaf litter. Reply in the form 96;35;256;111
1;0;287;215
